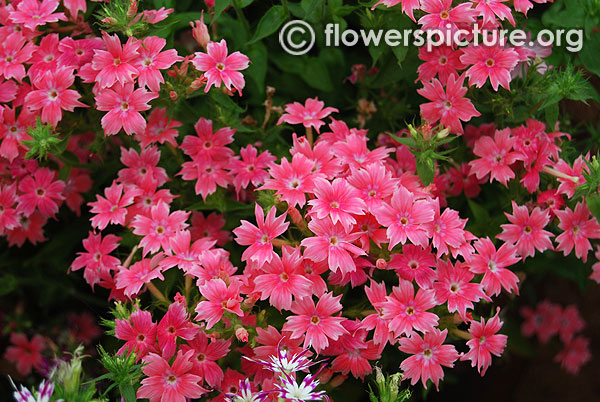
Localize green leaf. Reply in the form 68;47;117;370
300;58;334;92
249;6;286;44
416;156;435;186
389;134;417;148
245;42;268;93
544;101;559;129
580;35;600;76
120;384;137;402
586;193;600;222
213;0;232;22
301;0;321;23
0;274;16;296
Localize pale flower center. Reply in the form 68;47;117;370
486;58;495;67
216;62;226;71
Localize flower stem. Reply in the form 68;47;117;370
122;245;138;269
146;281;169;304
542;165;580;183
306;126;313;146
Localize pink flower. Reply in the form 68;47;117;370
160;230;214;274
115;257;165;298
461;310;507;375
191;39;250;94
555;202;600;262
328;321;381;380
95;82;158;136
398;328;459;390
419;74;480;134
233;203;289;268
472;0;515;26
136;108;182;149
469;128;524;186
308;177;367;229
228;145;275;195
137;350;208;402
460;45;520;90
261;153;318;208
361;281;393;346
301;217;366;274
497;202;554;259
58;37;104;68
433;260;488;319
63;0;86;16
417;46;466;85
469;237;521;296
520;301;561;343
381;280;439;337
418;0;477;31
157;300;198;359
180;331;231;388
389;245;437;289
554;336;591;375
27;33;59;80
277;97;339;133
92;32;140;88
115;310;157;360
195;278;243;329
373;186;435;250
190;211;231;246
71;232;121;289
131;201;190;256
180;117;234;161
118;146;168;189
4;333;46;376
25;68;87;127
347;163;397;214
88;182;138;230
178;158;230;200
372;0;421;22
254;246;313;311
0;184;19;233
283;292;349;353
428;203;468;257
135;36;182;92
17;167;65;216
0;32;36;82
9;0;65;30
557;305;585;344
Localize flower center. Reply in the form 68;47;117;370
449;283;459;293
114;58;121;66
48;89;59;100
330;201;340;208
494;154;502;163
405;306;415;315
486;58;495;67
280;272;289;282
409;261;418;270
439;55;448;65
156;225;165;235
197;354;206;361
216;62;226;71
167;325;176;334
36;188;45;197
368;189;377;197
4;55;13;63
166;374;177;384
44;54;54;62
443;100;452;110
75;49;84;56
137;334;146;342
260;234;269;244
93;252;102;262
143;58;152;67
399;217;409;225
440;10;450;19
423;348;433;357
329;236;338;246
310;315;320;324
524;225;533;234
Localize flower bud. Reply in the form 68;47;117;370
190;12;210;50
235;327;248;343
126;0;138;19
169;91;178;101
376;258;388;269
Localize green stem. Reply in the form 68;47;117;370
232;0;251;36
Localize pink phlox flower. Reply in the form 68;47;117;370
537;188;565;217
88;182;139;230
180;330;230;388
253;246;313;311
188;248;237;286
557;305;585;344
117;146;168;189
520;300;561;343
433;260;489;320
460;44;520;90
57;37;104;68
0;32;36;82
472;0;515;26
290;133;342;179
137;350;208;402
0;106;36;161
27;33;60;80
555;202;600;262
301;217;366;274
135;107;182;149
4;333;46;376
469;128;524;186
141;7;174;24
6;210;48;247
195;278;244;329
461;309;508;375
180;117;235;161
469;237;520;297
191;39;250;95
0;183;19;233
428;202;468;257
381;279;439;337
331;133;392;170
301;258;329;296
115;256;165;298
157;300;198;359
398;328;459;390
308;177;367;230
135;36;183;92
25;67;88;127
389;244;437;289
95;82;158;136
555;156;587;198
115;309;157;360
317;117;367;146
283;292;349;354
92;32;140;88
261;153;319;208
371;0;421;22
178;157;231;200
328;321;381;379
327;255;371;288
418;0;477;32
497;201;554;259
9;0;66;30
253;326;307;363
554;336;591;375
418;73;481;135
353;213;388;252
131;201;190;256
63;0;86;17
71;231;121;289
233;203;289;268
229;145;275;195
361;281;393;346
190;211;231;246
160;230;216;274
17;167;65;216
373;185;435;250
0;80;18;103
417;46;466;85
347;163;398;214
277;97;339;134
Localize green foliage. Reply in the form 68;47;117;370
96;345;144;402
53;346;104;402
368;367;411;402
23;118;66;160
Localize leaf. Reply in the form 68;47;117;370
249;6;286;44
245;42;268;92
120;384;137;402
300;58;334;92
416;156;435;186
586;193;600;223
544;101;559;129
301;0;321;23
0;274;16;296
213;0;232;22
580;35;600;77
389;134;417;148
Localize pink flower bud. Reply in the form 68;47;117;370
190;12;210;50
169;91;178;101
235;327;248;343
126;0;138;18
376;258;387;269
